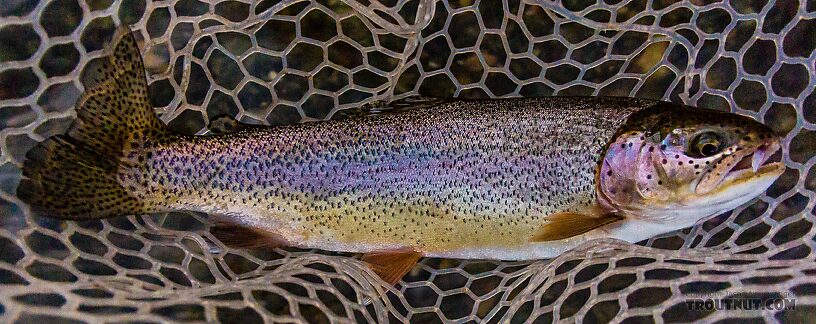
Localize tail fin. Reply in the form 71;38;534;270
18;26;167;220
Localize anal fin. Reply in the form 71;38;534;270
361;249;422;285
210;220;288;249
530;212;624;242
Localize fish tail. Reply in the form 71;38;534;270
18;26;168;220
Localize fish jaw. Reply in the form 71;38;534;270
694;140;783;195
626;158;784;226
690;162;783;209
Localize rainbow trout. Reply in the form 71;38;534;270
19;28;784;283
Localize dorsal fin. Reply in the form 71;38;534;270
331;96;447;120
207;114;248;135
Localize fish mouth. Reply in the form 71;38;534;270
695;141;785;195
725;143;784;180
731;144;783;173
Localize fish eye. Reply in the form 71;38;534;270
691;132;723;157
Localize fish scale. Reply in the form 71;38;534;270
135;98;649;255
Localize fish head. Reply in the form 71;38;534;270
597;103;785;224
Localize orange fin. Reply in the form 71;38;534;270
361;250;422;285
530;212;624;242
210;220;288;249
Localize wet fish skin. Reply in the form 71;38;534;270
135;97;652;255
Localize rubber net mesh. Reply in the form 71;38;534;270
1;0;815;322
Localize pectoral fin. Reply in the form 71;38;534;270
530;212;624;242
210;220;289;249
361;250;422;285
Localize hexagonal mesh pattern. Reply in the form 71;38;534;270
1;0;815;322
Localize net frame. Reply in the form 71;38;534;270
0;0;814;322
